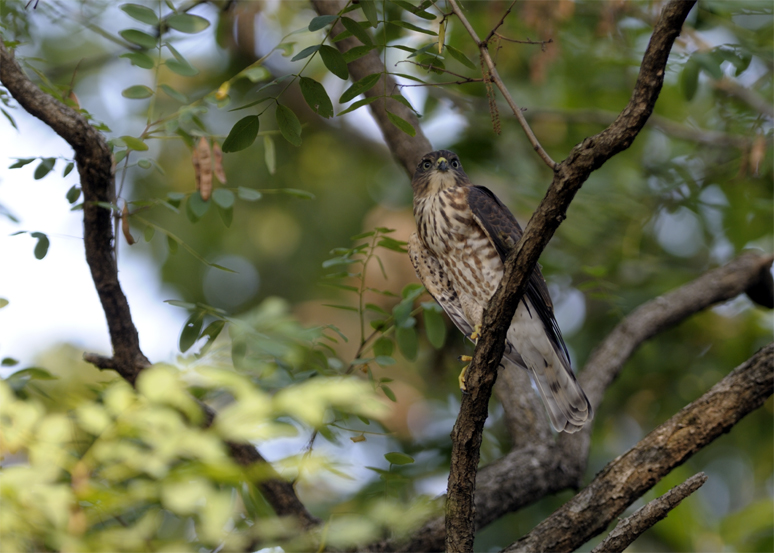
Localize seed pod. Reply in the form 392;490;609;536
212;142;226;183
195;136;213;201
121;203;135;245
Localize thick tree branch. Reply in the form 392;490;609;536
441;2;696;551
0;41;318;530
310;0;432;175
590;472;707;553
504;343;773;553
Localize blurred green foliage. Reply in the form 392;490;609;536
1;0;772;551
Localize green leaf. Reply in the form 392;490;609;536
34;158;56;180
144;225;155;241
396;326;418;360
319;45;349;80
179;311;205;352
373;337;394;357
119;29;157;49
341;17;372;45
168;234;179;254
308;14;338;31
391;0;435;20
188;190;210;219
377;236;408;252
237;187;262;201
384;451;414;465
222;115;260;153
121;135;148;151
212;188;235;209
166;13;210;34
386;110;415;136
0;298;7;309
217;204;233;227
120;51;155;69
390;20;436;36
323;304;359;312
165;58;199;77
339;72;381;103
167;191;185;207
337;96;378;116
423;307;446;349
165;299;197;309
681;58;700;101
445;44;477;69
693;51;723;80
30;231;50;260
360;0;378;27
66;185;81;204
291;44;320;62
122;85;154;99
9;158;35;169
342;45;376;63
159;83;188;103
120;3;159;26
1;107;17;130
63;162;74;177
300;77;334;118
276;104;302;146
2;357;19;366
242;65;271;82
6;368;57;394
198;320;226;356
375;355;396;366
381;385;397;402
264;135;276;174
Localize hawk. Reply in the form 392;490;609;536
408;150;592;433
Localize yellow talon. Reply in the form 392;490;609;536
470;324;482;342
458;355;473;391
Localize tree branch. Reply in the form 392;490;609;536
504;343;772;552
0;41;318;531
310;0;433;176
363;250;769;553
590;472;708;553
447;0;557;170
441;2;696;551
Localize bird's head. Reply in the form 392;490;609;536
411;150;470;198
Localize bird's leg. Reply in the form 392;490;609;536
457;325;482;391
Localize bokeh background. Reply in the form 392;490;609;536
1;1;772;551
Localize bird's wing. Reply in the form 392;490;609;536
466;185;571;366
408;232;475;338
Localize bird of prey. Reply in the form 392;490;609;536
408;150;592;433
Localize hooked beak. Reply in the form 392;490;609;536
436;157;449;172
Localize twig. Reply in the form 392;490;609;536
484;0;518;44
504;343;772;552
590;473;708;553
448;0;557;170
494;34;553;51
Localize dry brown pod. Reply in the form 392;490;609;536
212;142;227;184
121;203;135;245
194;137;213;201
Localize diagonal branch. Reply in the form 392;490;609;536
441;2;696;551
590;472;708;553
504;342;773;552
372;249;768;553
0;41;318;530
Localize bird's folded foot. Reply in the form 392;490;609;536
457;355;473;391
470;324;482;343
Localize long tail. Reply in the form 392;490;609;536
503;340;592;434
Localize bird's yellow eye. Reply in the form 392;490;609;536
451;159;460;168
422;160;432;170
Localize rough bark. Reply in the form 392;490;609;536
504;343;773;552
590;472;708;553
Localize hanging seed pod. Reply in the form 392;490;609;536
121;203;135;245
212;142;226;184
195;136;213;201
